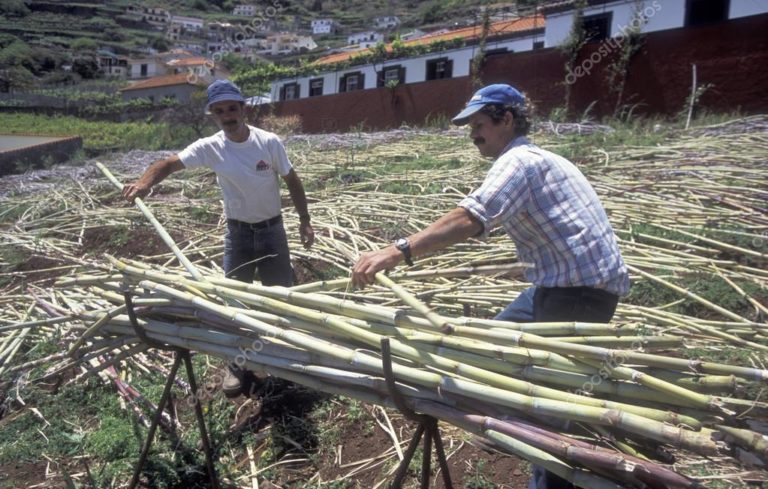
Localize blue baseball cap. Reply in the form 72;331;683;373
206;79;245;110
452;84;525;125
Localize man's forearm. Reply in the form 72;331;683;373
138;156;183;188
351;207;482;287
123;155;184;201
284;171;310;220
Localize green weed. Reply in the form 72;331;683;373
466;459;497;489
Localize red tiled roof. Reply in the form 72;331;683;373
119;74;200;92
539;0;614;14
314;15;545;66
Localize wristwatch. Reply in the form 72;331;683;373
394;237;414;266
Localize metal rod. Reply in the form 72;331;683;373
380;338;453;489
433;420;454;488
421;421;433;489
128;353;183;489
182;350;220;489
391;423;425;489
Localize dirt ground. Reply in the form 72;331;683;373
221;377;531;489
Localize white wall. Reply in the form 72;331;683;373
128;60;163;79
545;0;685;47
730;0;768;19
271;32;542;100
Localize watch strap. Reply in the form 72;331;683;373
395;238;414;266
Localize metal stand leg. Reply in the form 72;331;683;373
182;350;219;489
128;352;183;489
381;338;453;489
124;292;219;489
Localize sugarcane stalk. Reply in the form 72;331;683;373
627;264;753;324
95;162;204;281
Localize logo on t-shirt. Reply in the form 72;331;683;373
255;160;270;171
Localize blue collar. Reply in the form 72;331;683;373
500;136;530;156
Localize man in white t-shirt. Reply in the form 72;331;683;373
123;79;315;396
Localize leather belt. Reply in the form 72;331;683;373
227;215;282;230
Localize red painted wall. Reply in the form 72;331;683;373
269;14;768;133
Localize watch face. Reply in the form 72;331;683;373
396;238;408;249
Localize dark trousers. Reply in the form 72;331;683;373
223;216;293;287
495;286;619;489
224;216;293;380
533;286;618;323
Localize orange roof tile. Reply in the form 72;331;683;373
119;74;201;92
314;15;545;66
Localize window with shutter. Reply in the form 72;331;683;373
281;83;300;100
581;12;612;42
340;72;364;92
426;58;452;80
686;0;729;26
309;78;323;97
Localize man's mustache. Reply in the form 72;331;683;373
473;138;485;146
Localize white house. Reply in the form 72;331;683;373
543;0;768;48
233;4;257;16
97;50;128;77
347;31;385;48
373;15;401;30
126;57;165;79
258;33;318;56
165;56;220;78
171;15;205;33
126;6;170;28
272;16;545;101
400;29;426;41
120;74;206;103
311;18;341;35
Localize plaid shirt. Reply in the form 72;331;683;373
459;137;630;296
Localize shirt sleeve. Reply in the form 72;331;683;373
178;139;210;169
458;154;530;238
268;136;293;176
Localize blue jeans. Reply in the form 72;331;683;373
496;286;618;489
495;286;618;323
223;217;293;287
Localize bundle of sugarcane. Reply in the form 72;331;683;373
20;255;762;489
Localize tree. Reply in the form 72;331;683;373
0;66;35;92
150;36;170;52
0;0;30;17
218;52;250;74
0;40;38;72
71;37;98;52
72;56;100;79
162;89;214;138
0;33;19;50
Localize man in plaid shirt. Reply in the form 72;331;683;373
353;83;629;489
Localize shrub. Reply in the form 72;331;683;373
257;113;302;137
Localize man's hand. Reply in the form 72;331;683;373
299;221;315;249
122;182;151;203
121;156;184;203
352;247;402;288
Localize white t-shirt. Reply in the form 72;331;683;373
178;125;293;223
